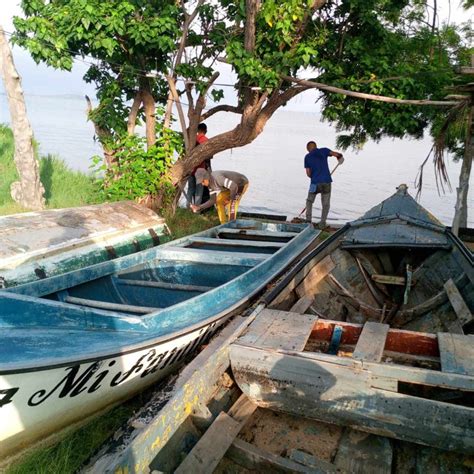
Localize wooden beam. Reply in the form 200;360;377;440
289;295;315;314
64;296;158;314
295;255;336;298
444;278;473;326
175;395;257;474
227;438;338;473
438;333;474;376
371;274;407;286
353;322;389;362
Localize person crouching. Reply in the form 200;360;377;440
190;169;249;223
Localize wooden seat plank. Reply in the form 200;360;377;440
175;395;256;474
444;278;473;326
116;278;213;293
353;322;389;362
64;296;157;314
438;332;474;376
189;236;285;249
238;309;318;352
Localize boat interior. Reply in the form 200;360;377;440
4;220;307;317
272;228;474;334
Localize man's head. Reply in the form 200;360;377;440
195;168;210;187
197;123;207;135
306;141;317;152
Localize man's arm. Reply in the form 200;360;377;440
191;193;216;212
305;168;312;178
329;150;344;162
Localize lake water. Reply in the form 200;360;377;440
1;93;472;226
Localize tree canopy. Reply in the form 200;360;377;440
13;0;472;201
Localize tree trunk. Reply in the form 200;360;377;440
452;99;473;235
0;26;45;210
139;77;156;149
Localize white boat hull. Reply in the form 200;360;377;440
0;320;218;461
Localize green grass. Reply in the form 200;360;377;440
5;392;154;474
165;207;220;239
0;124;100;216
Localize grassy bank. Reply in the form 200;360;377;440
0;125;100;215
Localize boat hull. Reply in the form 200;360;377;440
0;319;219;460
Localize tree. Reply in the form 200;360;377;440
0;25;44;210
13;1;471;211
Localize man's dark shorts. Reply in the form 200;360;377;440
306;183;331;202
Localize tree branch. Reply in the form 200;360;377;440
200;104;243;121
166;76;190;151
282;75;462;106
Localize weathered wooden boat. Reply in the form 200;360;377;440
0;219;318;462
83;298;474;473
0;201;170;288
81;186;473;473
270;183;473;334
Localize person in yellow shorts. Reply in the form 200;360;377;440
190;169;249;223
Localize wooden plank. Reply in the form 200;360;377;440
175;395;256;474
280;348;474;392
334;429;392;474
175;412;241;474
444;278;473;326
227;438;337;473
295;255;336;298
64;296;158;314
217;228;298;238
438;332;474;376
353;322;389;362
371;274;407;286
116;278;213;293
230;344;474;453
189;236;285;249
238;309;318;351
290;295;314;314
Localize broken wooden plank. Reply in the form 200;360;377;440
238;309;318;351
290;295;315;314
230;344;474;453
371;274;407;286
353;322;389;362
444;278;473;326
175;394;257;474
438;332;474;376
334;429;392;474
227;438;337;473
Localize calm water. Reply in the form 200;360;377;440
1;93;472;226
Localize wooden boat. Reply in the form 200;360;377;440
83;299;474;473
82;186;473;473
0;218;318;462
269;183;473;335
0;201;170;288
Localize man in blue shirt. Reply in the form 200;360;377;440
304;141;344;228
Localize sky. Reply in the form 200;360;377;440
0;0;471;104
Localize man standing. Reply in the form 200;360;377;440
190;169;249;223
304;140;344;229
187;123;212;206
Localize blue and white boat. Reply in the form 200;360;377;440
0;218;317;461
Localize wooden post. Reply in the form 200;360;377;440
0;25;45;210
